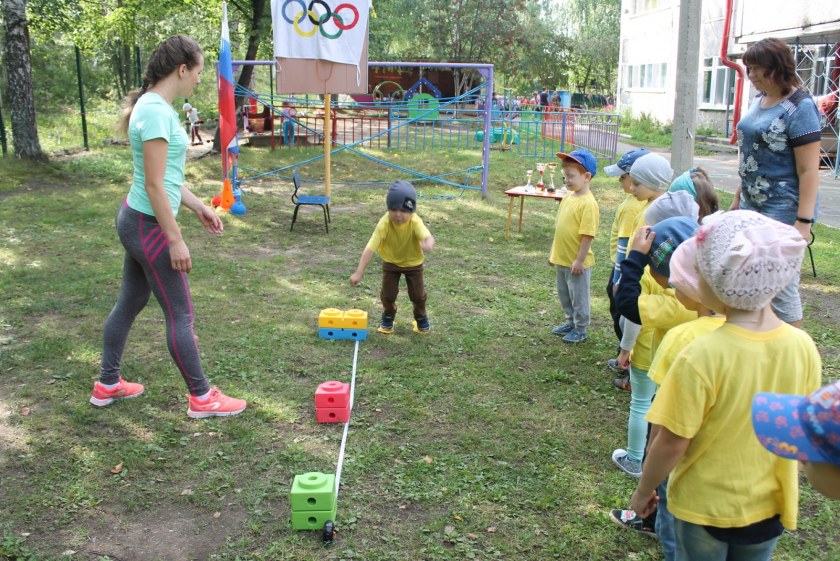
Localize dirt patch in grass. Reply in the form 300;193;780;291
46;502;248;561
0;177;75;200
801;284;840;323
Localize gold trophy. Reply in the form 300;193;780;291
547;163;557;193
536;163;545;191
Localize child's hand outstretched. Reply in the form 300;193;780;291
350;249;373;286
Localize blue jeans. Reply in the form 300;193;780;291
674;519;779;561
627;365;657;461
283;120;295;146
657;478;676;561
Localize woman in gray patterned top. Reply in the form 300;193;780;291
731;37;821;326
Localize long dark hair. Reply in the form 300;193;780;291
689;167;719;220
117;35;203;135
742;38;800;96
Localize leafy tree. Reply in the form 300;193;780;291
28;0;224;99
504;12;571;93
556;0;620;95
1;0;47;160
368;0;538;96
368;0;570;96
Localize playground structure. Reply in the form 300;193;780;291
227;60;620;200
227;61;497;198
241;74;618;159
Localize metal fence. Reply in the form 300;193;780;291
793;42;839;178
260;104;620;163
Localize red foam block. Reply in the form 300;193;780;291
316;405;350;423
315;381;350;408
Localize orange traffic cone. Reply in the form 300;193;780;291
220;178;235;210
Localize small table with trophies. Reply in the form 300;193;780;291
504;162;566;240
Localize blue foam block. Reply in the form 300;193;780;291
318;328;368;340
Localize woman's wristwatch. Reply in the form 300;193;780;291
796;216;815;224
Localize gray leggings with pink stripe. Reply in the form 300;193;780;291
99;202;211;396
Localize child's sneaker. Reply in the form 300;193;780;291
612;448;642;477
412;315;431;334
612;375;631;392
562;328;589;344
89;378;145;407
187;387;247;419
609;509;657;539
377;313;395;334
551;322;574;336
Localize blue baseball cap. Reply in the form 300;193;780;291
647;216;697;278
556;149;597;177
603;149;651;177
752;380;840;466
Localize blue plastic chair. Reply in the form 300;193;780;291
291;168;331;233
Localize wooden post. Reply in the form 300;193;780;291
324;95;332;199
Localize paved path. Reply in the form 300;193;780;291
616;140;840;229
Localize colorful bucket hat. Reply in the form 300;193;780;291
752;380;840;465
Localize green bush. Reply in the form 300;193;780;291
618;110;672;148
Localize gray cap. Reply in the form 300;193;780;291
629;153;673;191
386;180;417;213
645;190;700;225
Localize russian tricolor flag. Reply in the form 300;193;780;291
218;1;239;178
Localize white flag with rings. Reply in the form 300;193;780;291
272;0;370;65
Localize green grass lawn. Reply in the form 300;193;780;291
1;145;838;560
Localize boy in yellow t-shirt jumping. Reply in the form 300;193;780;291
550;149;600;344
350;181;436;334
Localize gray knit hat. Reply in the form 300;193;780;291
645;191;700;225
629;153;673;191
386;180;417;213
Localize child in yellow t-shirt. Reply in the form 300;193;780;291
631;211;821;559
611;236;725;559
610;152;676;388
350;181;436;334
612;216;698;479
602;149;650;358
549;149;600;344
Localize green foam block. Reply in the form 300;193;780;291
290;472;336;512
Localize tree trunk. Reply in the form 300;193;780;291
1;0;47;161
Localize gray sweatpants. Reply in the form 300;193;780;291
99;202;211;396
555;265;591;329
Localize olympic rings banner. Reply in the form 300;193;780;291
271;0;370;66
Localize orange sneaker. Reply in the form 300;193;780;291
89;378;145;407
187;387;247;419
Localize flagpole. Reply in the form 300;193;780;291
324;95;331;199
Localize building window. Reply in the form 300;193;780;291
623;62;668;89
702;57;736;106
630;0;661;14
